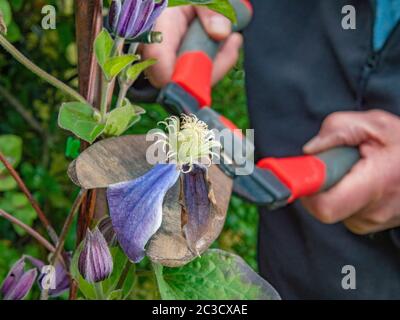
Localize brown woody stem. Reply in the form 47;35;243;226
0;209;55;253
41;189;88;300
0;151;59;244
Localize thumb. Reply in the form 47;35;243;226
303;112;377;154
195;6;232;41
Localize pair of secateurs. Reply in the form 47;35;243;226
128;0;360;209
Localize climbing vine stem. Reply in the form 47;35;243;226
0;34;88;104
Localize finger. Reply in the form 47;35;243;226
343;216;378;235
344;196;400;234
301;158;381;224
141;7;195;88
212;33;243;85
303;112;381;154
195;6;232;41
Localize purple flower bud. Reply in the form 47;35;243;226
25;254;71;297
98;217;118;247
78;228;113;283
1;258;37;300
109;0;168;39
108;0;122;31
107;164;180;263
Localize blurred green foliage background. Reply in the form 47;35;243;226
0;0;259;298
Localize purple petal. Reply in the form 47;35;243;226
126;0;155;38
78;228;113;283
183;165;212;254
116;0;140;38
137;0;168;35
107;164;180;263
4;268;37;300
24;255;45;270
0;258;25;298
49;263;70;297
153;0;168;13
78;235;90;280
25;254;71;297
108;0;122;31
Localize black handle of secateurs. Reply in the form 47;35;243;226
317;147;360;191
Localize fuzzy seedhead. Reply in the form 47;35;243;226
155;114;221;173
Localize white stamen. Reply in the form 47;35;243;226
155;114;221;172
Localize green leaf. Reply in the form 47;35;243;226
104;103;144;137
5;21;21;42
58;102;105;144
0;0;12;26
94;29;114;69
126;59;157;83
0;192;36;236
0;173;17;191
65;137;81;159
101;246;136;299
10;0;23;11
0;134;22;172
153;264;180;299
107;289;123;300
168;0;236;23
154;249;281;300
103;55;139;80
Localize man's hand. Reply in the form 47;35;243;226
140;6;243;88
302;110;400;235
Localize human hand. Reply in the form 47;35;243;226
302;110;400;235
140;6;243;88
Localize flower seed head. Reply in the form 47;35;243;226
156;114;221;173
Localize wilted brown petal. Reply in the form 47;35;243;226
182;165;215;255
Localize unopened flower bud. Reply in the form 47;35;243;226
0;258;37;300
78;227;113;283
108;0;168;39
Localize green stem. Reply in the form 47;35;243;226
112;36;125;56
100;77;112;122
0;34;87;104
99;37;126;120
135;270;155;277
128;42;139;55
116;84;129;108
115;42;140;109
94;282;105;300
116;258;133;290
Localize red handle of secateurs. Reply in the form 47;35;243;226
258;147;361;202
171;0;253;108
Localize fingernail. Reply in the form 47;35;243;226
209;15;231;37
303;137;320;153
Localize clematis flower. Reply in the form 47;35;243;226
108;0;168;39
107;114;221;262
78;228;113;283
1;258;37;300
